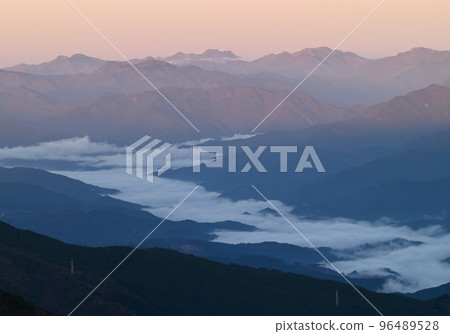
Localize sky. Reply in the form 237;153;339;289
1;0;450;67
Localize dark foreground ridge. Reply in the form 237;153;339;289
0;289;50;316
0;220;449;316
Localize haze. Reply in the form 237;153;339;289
2;0;450;67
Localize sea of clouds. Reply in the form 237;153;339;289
1;136;450;293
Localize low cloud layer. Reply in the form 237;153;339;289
1;137;449;293
0;136;237;170
0;136;123;168
62;168;450;294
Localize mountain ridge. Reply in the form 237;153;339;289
4;54;107;76
0;219;448;316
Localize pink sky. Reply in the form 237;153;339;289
1;0;450;67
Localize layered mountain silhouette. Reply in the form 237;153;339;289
2;47;450;315
203;47;367;78
0;87;62;121
0;220;448;316
3;83;450;146
0;167;256;247
0;59;291;102
158;49;240;65
3;47;450;106
0;166;394;291
1;47;450;144
4;54;107;76
36;86;356;143
163;47;450;105
231;85;450;150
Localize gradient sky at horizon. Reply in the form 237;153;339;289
1;0;450;67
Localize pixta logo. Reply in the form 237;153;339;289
126;136;172;183
126;136;325;183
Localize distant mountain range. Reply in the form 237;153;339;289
0;87;61;121
173;47;450;106
4;54;107;76
3;50;240;76
158;49;240;65
36;86;357;143
2;82;450;145
4;60;450;223
3;47;450;106
229;85;450;150
1;47;450;145
3;47;450;316
0;59;289;102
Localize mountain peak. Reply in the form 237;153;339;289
410;47;435;53
422;84;450;95
53;54;96;62
299;46;333;54
363;84;450;126
4;54;106;76
70;53;94;61
54;55;70;61
399;47;436;56
200;49;239;59
160;49;240;64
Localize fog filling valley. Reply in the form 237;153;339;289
1;137;449;293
